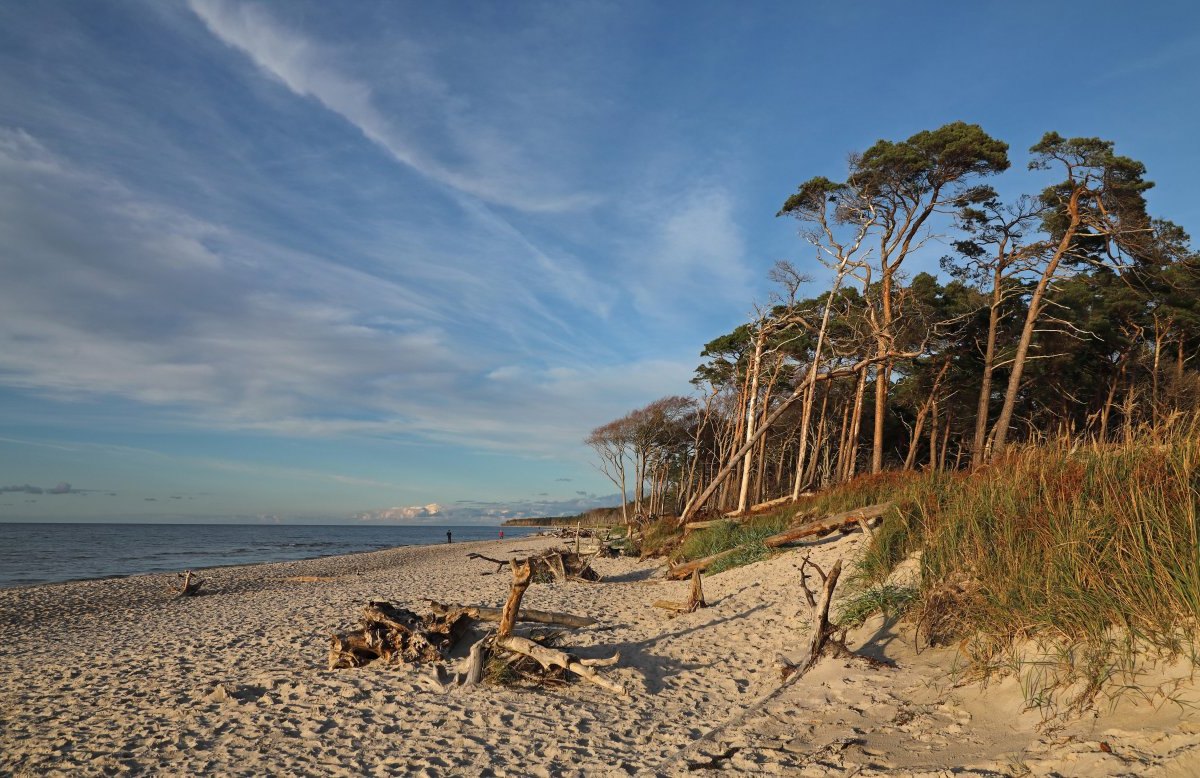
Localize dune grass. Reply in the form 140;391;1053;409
673;417;1200;701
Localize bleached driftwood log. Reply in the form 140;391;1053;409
495;635;626;695
423;600;598;628
723;494;794;519
666;548;740;580
763;502;895;548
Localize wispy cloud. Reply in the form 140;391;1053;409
187;0;598;214
0;127;698;455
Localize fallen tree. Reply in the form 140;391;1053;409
763;502;895;548
666;548;741;580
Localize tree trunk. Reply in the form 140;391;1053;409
971;266;1004;468
737;329;766;514
992;187;1082;456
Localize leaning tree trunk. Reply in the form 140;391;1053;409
992;187;1082;456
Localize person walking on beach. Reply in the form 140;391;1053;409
499;530;504;539
446;530;452;544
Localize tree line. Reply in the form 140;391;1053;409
588;124;1200;525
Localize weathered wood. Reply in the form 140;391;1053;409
781;556;844;680
683;519;729;533
549;552;567;582
497;560;532;637
689;569;707;609
328;601;470;670
495;635;625;695
422;599;598;628
763;502;895;548
524;549;601;582
176;570;204;597
723;494;793;519
654;569;709;613
464;637;489;686
466;552;511;573
666;547;740;580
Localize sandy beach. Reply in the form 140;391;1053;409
2;531;1199;776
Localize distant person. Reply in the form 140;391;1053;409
446;530;452;544
499;530;504;539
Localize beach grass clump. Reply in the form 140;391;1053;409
674;510;793;574
850;416;1200;700
837;583;919;628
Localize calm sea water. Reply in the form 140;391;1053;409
0;523;540;589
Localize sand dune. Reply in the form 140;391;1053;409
1;532;1197;776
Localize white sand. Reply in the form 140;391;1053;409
1;531;1197;776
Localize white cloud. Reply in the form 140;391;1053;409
0;127;701;458
187;0;598;213
627;183;752;318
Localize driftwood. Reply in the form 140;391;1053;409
666;547;740;580
176;570;204;597
529;548;601;582
653;570;708;614
423;599;598;628
328;601;471;670
466;552;511;573
683;519;728;534
497;560;533;637
763;502;895;548
331;557;623;694
723;494;794;519
463;636;489;686
466;548;600;582
495;635;626;695
477;558;625;694
780;555;844;681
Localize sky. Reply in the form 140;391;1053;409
1;1;1198;524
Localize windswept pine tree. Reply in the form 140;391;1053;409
587;125;1200;521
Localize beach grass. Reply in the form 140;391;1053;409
672;417;1200;700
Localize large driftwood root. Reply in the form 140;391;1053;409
329;559;625;694
328;601;471;669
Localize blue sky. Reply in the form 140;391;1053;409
1;1;1198;523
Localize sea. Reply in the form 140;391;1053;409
0;523;542;589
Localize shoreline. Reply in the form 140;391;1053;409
0;524;542;592
3;532;1198;775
